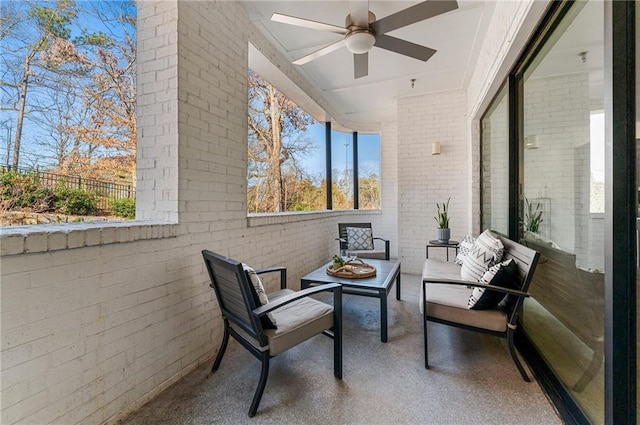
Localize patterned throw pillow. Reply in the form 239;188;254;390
455;234;476;265
243;264;277;328
467;259;518;310
346;227;374;250
460;230;504;281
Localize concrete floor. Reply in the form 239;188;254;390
120;274;562;425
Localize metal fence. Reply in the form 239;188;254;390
1;165;135;209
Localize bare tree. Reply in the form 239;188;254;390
247;70;316;212
1;0;135;184
33;81;92;172
0;0;81;169
74;0;136;182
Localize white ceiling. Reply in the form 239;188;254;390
244;1;493;124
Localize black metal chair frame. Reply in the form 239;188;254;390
337;222;390;260
422;236;540;381
202;250;342;417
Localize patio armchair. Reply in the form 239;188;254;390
338;222;390;260
201;250;342;417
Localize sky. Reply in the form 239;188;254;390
297;122;381;184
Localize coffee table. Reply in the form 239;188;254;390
301;259;401;342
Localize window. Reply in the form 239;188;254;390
480;85;509;234
247;69;326;213
589;111;604;213
331;129;353;210
356;133;381;210
246;70;381;214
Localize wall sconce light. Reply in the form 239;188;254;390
525;135;539;150
431;142;441;155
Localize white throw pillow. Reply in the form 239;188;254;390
455;234;476;265
243;264;277;327
460;230;504;281
346;227;374;250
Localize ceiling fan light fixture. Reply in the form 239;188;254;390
345;30;376;54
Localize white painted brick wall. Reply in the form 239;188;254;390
136;0;179;223
467;0;545;119
377;121;399;258
397;91;469;274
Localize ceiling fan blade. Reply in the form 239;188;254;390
349;1;370;28
374;34;436;62
354;53;368;79
293;39;347;65
271;13;348;35
371;0;458;35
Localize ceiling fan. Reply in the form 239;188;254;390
271;0;459;79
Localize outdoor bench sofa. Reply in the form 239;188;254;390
421;231;540;381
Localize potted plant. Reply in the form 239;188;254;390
524;197;544;234
434;197;451;242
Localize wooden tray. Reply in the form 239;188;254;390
326;259;377;279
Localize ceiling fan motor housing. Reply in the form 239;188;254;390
345;30;376;54
344;11;377;54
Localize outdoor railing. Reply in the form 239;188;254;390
1;165;135;209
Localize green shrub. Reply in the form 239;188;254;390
0;170;55;211
109;197;135;219
54;185;98;215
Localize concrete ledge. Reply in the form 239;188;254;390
247;209;382;227
0;221;179;256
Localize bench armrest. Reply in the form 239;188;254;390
423;278;530;298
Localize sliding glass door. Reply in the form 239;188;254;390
519;2;606;423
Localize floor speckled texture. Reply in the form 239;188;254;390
119;274;562;425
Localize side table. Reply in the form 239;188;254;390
426;240;460;261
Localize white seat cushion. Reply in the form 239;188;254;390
421;259;508;332
265;289;334;355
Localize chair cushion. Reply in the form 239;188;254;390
243;264;277;328
467;259;518;310
265;289;334;356
419;259;464;313
426;300;508;332
347;226;374;250
460;230;504;282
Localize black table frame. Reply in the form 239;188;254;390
426;240;459;261
300;259;401;343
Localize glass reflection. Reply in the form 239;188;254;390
520;1;605;423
